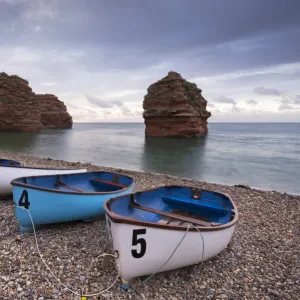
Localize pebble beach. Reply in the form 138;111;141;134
0;152;299;300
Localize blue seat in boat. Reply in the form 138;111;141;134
161;194;229;214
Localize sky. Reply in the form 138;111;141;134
1;0;300;123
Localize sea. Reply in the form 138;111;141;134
0;123;299;195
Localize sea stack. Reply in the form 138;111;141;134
0;72;72;132
143;71;211;137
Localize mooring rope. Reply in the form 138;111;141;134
16;206;206;298
130;223;205;290
15;206;120;298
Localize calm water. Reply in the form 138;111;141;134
0;123;299;195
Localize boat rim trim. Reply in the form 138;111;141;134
10;171;135;195
0;159;21;167
104;185;239;232
0;163;87;171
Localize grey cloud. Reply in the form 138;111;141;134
254;86;281;96
3;0;300;50
281;95;300;105
120;107;143;117
1;0;300;77
279;103;294;111
294;95;300;104
214;96;236;104
232;105;241;113
121;106;133;116
85;94;123;108
1;0;300;123
281;97;293;104
247;100;258;105
71;107;104;120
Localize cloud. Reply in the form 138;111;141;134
293;95;300;104
278;103;294;111
119;106;143;117
1;0;300;76
85;94;123;108
41;82;56;86
247;99;258;105
281;95;300;105
232;105;241;112
65;102;78;109
254;86;281;96
1;0;300;122
214;96;236;104
121;106;133;116
34;25;42;33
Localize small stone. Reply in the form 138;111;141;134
140;293;146;300
206;288;214;296
80;276;86;281
90;282;98;288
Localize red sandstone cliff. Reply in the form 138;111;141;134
0;72;72;132
35;94;72;129
143;71;211;137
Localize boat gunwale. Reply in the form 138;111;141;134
0;159;21;167
104;185;239;232
10;171;135;195
0;163;87;171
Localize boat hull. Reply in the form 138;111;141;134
0;166;87;196
13;182;135;233
106;215;236;282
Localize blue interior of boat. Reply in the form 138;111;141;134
14;171;134;193
0;159;21;166
109;186;234;225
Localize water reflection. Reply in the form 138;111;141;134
141;136;208;178
0;129;73;160
32;129;73;160
0;132;39;152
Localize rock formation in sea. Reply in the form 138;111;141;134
143;71;211;137
35;94;72;129
0;72;72;131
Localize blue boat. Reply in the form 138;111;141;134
11;171;135;233
0;159;21;166
104;185;238;284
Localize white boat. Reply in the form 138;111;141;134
0;159;87;196
104;185;238;287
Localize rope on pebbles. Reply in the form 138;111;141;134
16;206;206;299
16;206;120;298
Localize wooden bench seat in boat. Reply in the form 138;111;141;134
156;210;220;227
55;177;88;192
161;194;229;214
130;196;215;227
54;176;126;193
90;177;127;188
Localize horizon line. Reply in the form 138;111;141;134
73;121;300;124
